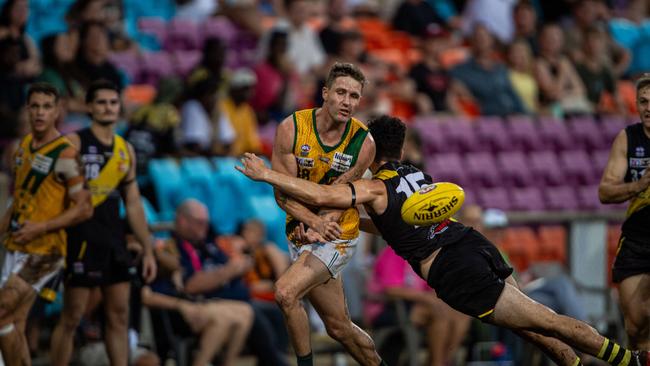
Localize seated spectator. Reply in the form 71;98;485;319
251;29;300;124
319;0;356;56
0;0;41;79
366;245;470;366
146;202;254;366
221;69;263;157
575;26;626;115
174;199;289;366
178;75;235;155
461;0;517;44
74;22;124;90
391;0;442;37
450;24;525;116
512;0;539;55
535;23;591;116
507;39;538;114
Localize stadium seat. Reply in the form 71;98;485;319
497;151;534;188
501;226;540;272
507;115;547;151
138;17;167;46
438;118;479;153
165;18;201;51
568;116;606;151
591;149;610;176
201;16;238;45
465;152;501;187
413;118;446;154
606;224;622;284
545;186;580;211
600;115;627;146
172;50;202;77
537;225;567;264
510;187;545;212
477;187;511;211
140;51;175;85
529;151;565;187
475;116;511;152
577;184;602;210
426;153;469;189
559;150;598;185
538;117;574;151
179;157;215;206
148;158;182;222
108;51;141;83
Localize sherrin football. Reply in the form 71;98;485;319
401;182;465;226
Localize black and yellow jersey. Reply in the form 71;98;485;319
67;128;131;249
5;134;78;256
368;161;469;274
286;108;370;243
623;123;650;238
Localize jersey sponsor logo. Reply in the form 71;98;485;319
15;148;24;167
32;154;53;174
636;146;645;157
332;152;353;172
82;154;105;164
300;144;311;157
418;184;436;194
297;157;314;169
629;157;650;169
426;219;450;239
89;146;98;154
319;156;330;163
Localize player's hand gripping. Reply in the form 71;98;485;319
294;223;326;244
236;153;268;181
12;220;47;244
636;169;650;196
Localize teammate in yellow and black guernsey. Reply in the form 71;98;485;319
50;80;157;366
239;115;650;366
270;63;383;366
0;83;92;366
599;74;650;350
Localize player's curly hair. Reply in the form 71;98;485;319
325;62;366;90
368;115;406;163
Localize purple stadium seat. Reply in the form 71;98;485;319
107;51;140;82
497;151;534;187
601;116;627;145
165;18;201;50
138;17;167;45
475;116;511;152
578;185;602;210
529;151;565;187
439;118;482;152
201;16;238;45
425;153;469;188
172;50;202;77
140;51;175;85
591;149;610;176
414;118;446;154
538;117;574;151
511;187;546;211
477;187;512;211
545;186;580;211
568;116;606;151
507;115;547;151
559;150;598;185
465;152;501;187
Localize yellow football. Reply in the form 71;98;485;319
401;182;465;225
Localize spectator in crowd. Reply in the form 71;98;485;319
319;0;356;56
535;23;591;116
173;199;289;366
74;22;124;90
366;244;470;366
507;38;539;114
251;29;300;124
512;0;539;54
0;37;29;139
37;33;87;120
401;128;424;170
450;24;525;116
144;200;254;366
187;37;227;90
0;0;41;79
178;74;235;155
391;0;443;37
221;68;263;156
334;30;368;65
408;24;460;114
575;26;626;115
461;0;517;44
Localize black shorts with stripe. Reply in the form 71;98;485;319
426;229;513;319
612;234;650;283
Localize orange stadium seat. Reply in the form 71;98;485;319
607;224;622;285
501;226;541;272
537;225;567;264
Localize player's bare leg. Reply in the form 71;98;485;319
0;275;37;366
619;274;650;349
103;282;130;366
51;286;91;366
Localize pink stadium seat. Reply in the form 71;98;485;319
425;153;469;188
138;17;167;45
511;187;546;211
559;150;598;185
529;151;565;187
538;225;567;264
475;116;511;152
107;51;140;82
477;187;511;211
577;184;602;210
568;116;606;151
507;115;547;151
591;149;610;176
545;185;580;211
601;116;627;145
497;151;534;187
140;51;175;85
201;16;238;45
165;18;201;50
414;118;446;154
172;50;202;77
538;117;574;151
439;118;481;152
465;152;501;187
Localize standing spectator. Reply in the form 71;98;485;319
74;22;124;90
0;0;41;79
535;23;591;116
507;39;539;114
450;24;525;116
187;37;227;90
221;69;262;156
575;26;626;115
319;0;355;56
391;0;442;37
512;0;539;54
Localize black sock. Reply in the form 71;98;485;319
297;352;313;366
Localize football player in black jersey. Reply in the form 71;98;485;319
238;115;650;366
600;74;650;350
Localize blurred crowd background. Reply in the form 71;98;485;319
0;0;648;364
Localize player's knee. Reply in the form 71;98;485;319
59;308;84;331
274;285;299;311
234;303;254;327
106;304;129;327
324;318;352;341
625;316;650;342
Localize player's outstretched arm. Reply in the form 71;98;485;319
238;153;383;209
599;130;650;203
